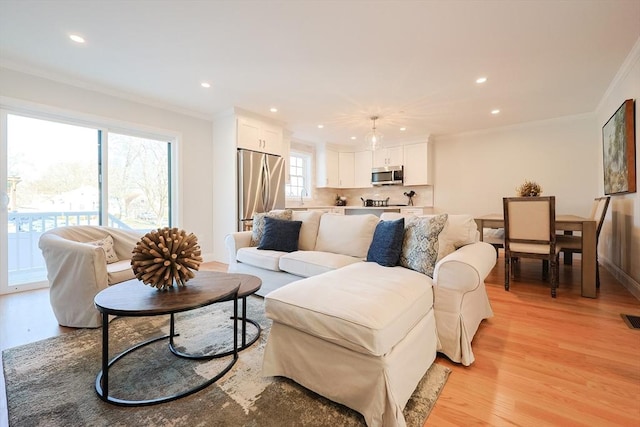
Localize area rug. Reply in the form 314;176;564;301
3;296;450;426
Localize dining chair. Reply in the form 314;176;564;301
557;196;610;288
483;227;504;257
503;196;561;298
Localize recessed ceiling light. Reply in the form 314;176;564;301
476;77;487;84
317;124;324;129
400;127;406;131
491;109;500;115
350;136;357;140
69;34;85;44
270;107;278;113
200;82;211;88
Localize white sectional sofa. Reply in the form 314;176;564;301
225;210;496;426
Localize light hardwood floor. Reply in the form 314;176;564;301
1;256;639;426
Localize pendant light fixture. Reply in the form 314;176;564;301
364;116;384;151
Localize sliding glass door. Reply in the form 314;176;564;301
3;114;100;292
1;111;174;295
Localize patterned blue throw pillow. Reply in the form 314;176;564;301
258;216;303;252
366;218;405;267
400;214;448;277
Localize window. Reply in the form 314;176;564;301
1;111;175;294
286;152;311;198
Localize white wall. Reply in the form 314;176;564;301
433;113;599;217
0;67;216;257
433;36;640;295
595;38;640;293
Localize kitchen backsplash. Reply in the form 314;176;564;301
297;185;434;207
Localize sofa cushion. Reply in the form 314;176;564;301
250;209;293;246
265;262;434;357
314;213;379;258
367;218;405;267
106;260;135;285
292;210;322;251
279;251;363;277
237;247;285;272
426;213;478;248
258;217;303;253
400;214;448;277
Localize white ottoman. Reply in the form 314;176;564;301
263;262;438;427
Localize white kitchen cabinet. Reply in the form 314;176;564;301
372;146;403;167
237;116;283;155
338;152;355;188
354;150;373;188
283;130;292;183
317;147;339;188
403;142;432;186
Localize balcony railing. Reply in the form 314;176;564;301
8;211;132;286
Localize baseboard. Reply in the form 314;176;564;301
601;257;640;301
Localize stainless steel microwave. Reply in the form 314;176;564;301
371;165;404;186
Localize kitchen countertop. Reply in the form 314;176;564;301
286;205;429;210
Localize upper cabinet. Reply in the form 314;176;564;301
403;142;432;186
372;146;403;167
237;116;283;155
317;146;339;188
338;152;355;188
315;140;431;189
354;150;373;188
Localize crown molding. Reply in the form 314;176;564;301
596;36;640;113
0;60;214;122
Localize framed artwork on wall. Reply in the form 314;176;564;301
602;99;636;195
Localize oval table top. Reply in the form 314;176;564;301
94;271;243;316
206;272;262;298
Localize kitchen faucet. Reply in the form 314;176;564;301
300;188;307;206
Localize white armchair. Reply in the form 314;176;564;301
39;225;143;328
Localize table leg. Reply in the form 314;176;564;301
581;221;597;298
100;313;109;400
234;294;238;361
563;230;573;265
242;296;247;348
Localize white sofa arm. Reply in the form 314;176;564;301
224;231;253;265
433;242;497;292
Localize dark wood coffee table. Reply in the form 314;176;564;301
94;272;241;406
204;272;262;356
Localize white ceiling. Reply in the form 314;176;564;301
1;0;639;146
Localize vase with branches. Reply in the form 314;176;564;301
516;180;542;197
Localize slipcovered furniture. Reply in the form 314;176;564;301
557;196;610;287
503;196;561;297
264;262;437;427
225;211;496;366
226;211;495;426
39;225;143;328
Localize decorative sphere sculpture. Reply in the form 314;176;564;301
131;227;203;290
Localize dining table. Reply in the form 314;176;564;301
474;214;597;298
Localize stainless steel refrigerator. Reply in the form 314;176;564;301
237;149;286;231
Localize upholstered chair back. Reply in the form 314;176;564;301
503;197;556;255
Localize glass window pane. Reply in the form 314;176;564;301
6;114;99;287
107;133;170;230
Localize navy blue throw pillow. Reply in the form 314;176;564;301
367;218;405;267
258;216;303;253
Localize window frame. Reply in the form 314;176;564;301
0;102;180;294
285;150;312;201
